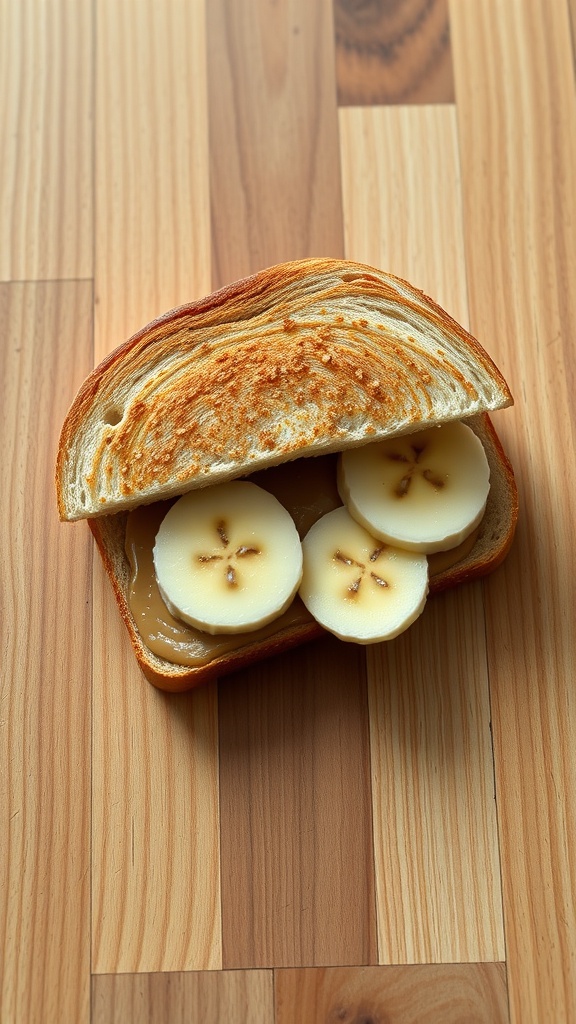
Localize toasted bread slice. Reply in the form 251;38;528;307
88;413;517;692
56;258;512;522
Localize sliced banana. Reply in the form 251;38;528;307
299;506;428;644
338;420;490;553
153;481;303;634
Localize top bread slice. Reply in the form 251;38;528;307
56;258;513;521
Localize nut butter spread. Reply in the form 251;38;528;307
126;454;479;667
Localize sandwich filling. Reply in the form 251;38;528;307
126;438;482;666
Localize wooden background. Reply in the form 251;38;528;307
1;1;575;1022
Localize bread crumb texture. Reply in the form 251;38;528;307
56;259;512;520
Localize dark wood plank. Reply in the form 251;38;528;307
0;283;93;1023
92;970;274;1024
275;964;509;1023
334;0;455;106
208;0;376;971
207;0;344;287
219;638;377;968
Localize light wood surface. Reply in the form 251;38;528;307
450;2;576;1020
340;105;504;964
339;105;469;326
2;1;575;1022
275;964;509;1024
94;0;211;359
367;591;504;964
91;610;221;973
0;2;93;281
0;283;93;1023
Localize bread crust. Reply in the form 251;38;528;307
89;413;517;692
56;259;512;521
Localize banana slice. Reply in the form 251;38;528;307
153;481;303;634
338;420;490;553
299;506;428;644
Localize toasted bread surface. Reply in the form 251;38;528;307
89;414;517;692
57;259;512;521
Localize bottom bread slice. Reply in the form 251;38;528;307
89;413;518;691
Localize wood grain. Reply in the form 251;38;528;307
451;0;576;1020
207;0;344;287
0;1;92;282
569;0;576;61
91;0;221;976
367;594;504;963
339;104;504;963
94;0;211;360
208;0;376;972
334;0;455;106
92;970;274;1024
218;639;377;969
0;282;92;1023
91;594;221;973
339;105;469;326
275;963;509;1024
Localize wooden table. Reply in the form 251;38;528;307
2;2;575;1021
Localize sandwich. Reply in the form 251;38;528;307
56;258;518;691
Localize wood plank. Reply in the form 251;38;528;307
92;970;274;1024
339;105;469;326
218;638;376;968
450;0;576;1020
275;963;509;1024
339;105;504;963
568;0;576;62
94;0;211;360
91;0;220;975
207;0;344;288
0;282;92;1023
208;0;376;971
366;594;504;963
0;1;92;281
334;0;455;106
91;595;222;973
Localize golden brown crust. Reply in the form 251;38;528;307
59;261;517;687
57;259;512;521
89;413;518;692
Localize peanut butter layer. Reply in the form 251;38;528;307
126;454;479;668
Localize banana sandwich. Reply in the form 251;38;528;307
56;258;518;691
